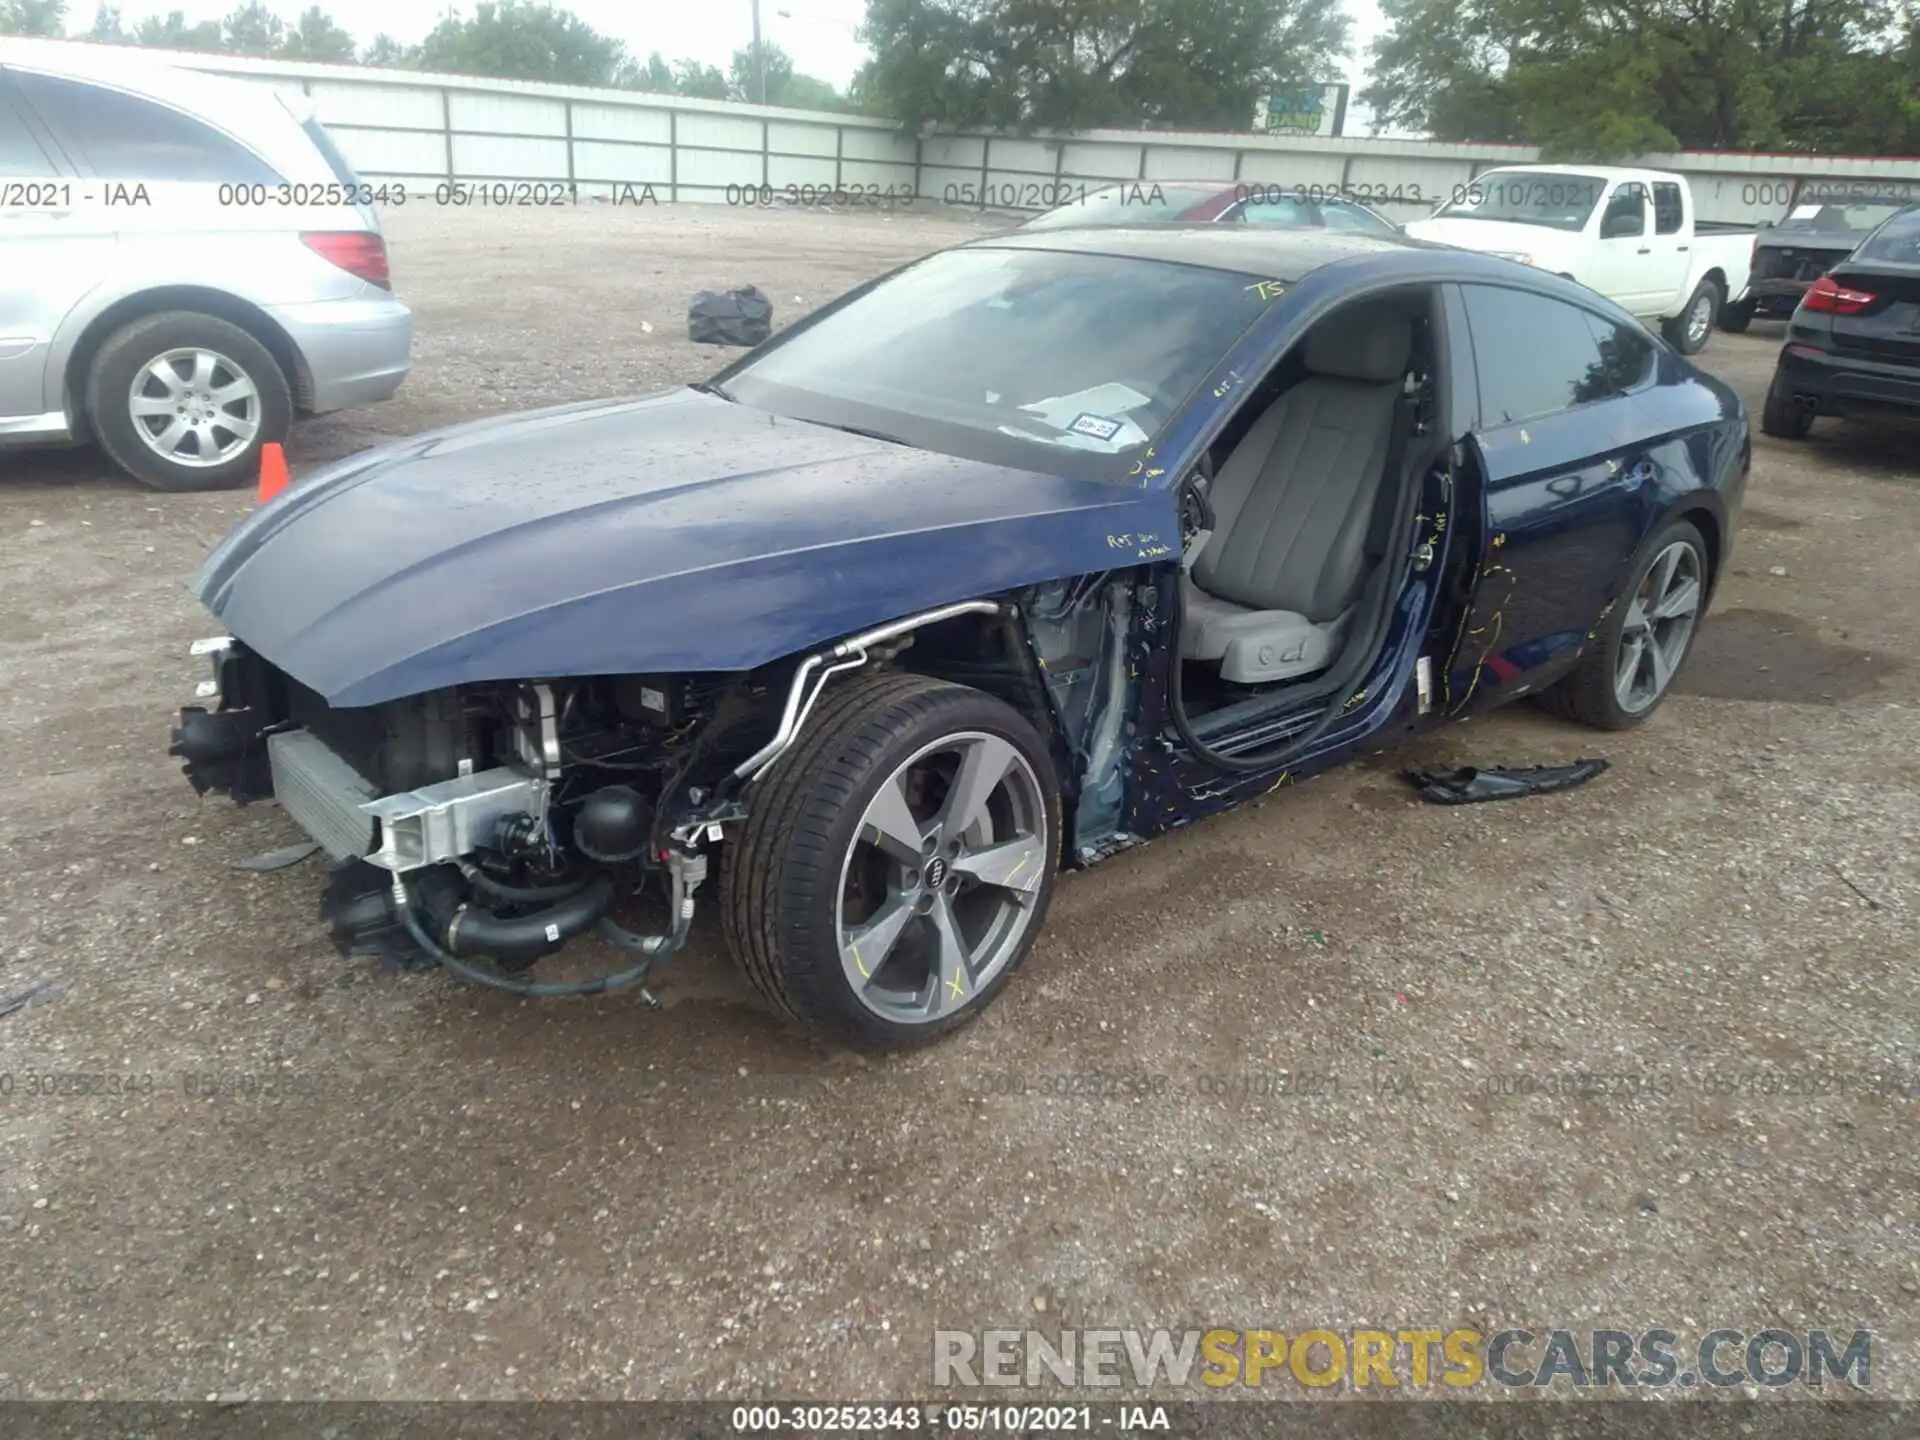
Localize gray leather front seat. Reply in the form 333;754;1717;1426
1182;304;1413;685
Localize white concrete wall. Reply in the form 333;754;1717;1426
91;44;1920;226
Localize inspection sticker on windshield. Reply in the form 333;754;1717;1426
1069;413;1124;442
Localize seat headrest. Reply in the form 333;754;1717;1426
1303;306;1413;382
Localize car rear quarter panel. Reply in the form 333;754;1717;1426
1450;352;1745;708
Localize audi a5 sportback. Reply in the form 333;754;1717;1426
0;39;411;491
170;227;1749;1049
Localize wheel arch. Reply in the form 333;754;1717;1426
62;287;310;432
879;601;1072;779
743;596;1081;861
1680;500;1724;591
1647;491;1726;605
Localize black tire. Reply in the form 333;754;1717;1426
1718;298;1755;334
1662;279;1721;355
86;311;293;492
721;668;1061;1050
1760;367;1814;440
1539;517;1709;730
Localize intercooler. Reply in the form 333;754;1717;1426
267;729;381;860
266;726;548;873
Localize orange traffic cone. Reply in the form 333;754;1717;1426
257;442;290;504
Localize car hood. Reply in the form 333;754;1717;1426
1401;217;1582;264
195;388;1172;707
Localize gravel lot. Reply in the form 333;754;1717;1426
1;203;1915;1404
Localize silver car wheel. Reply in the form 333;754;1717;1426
128;347;262;469
1685;290;1714;347
834;730;1049;1025
1615;539;1703;714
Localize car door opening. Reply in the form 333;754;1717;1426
1170;286;1448;766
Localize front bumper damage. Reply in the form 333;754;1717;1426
168;637;716;997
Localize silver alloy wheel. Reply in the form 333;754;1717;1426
1615;539;1703;714
834;730;1048;1025
1685;289;1714;347
128;347;261;469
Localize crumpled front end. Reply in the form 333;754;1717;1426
167;632;737;989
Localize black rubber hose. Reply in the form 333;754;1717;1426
395;877;687;999
1167;576;1356;774
456;860;589;906
440;876;614;967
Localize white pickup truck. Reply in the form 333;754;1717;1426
1403;165;1757;355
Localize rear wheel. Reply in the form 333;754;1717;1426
1760;367;1815;440
1540;518;1708;730
1718;298;1754;334
86;311;292;492
722;670;1060;1049
1663;280;1720;355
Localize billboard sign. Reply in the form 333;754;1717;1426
1253;84;1349;138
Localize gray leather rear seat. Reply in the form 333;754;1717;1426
1182;304;1413;684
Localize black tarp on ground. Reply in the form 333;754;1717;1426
688;285;774;346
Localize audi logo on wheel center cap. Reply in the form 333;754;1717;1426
923;857;949;889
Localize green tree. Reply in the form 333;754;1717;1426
280;4;356;60
131;7;224;48
778;72;853;110
87;3;133;40
221;0;286;56
729;39;793;103
416;0;625;86
672;57;730;98
0;0;66;35
1364;0;1918;157
856;0;1349;132
617;49;677;91
361;33;418;66
719;40;849;108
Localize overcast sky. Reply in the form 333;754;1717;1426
101;0;1394;130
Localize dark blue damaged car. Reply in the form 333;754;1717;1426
170;226;1749;1048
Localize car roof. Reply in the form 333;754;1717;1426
0;37;325;171
965;224;1419;283
1071;179;1385;209
954;222;1664;334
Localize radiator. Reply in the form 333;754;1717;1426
267;728;380;861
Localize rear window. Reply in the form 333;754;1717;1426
11;70;281;184
302;117;362;186
0;92;57;177
1856;207;1920;264
1779;201;1908;234
1022;184;1225;231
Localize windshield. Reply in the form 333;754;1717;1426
1432;170;1607;232
1021;184;1225;231
1777;200;1910;236
1317;201;1398;235
719;246;1281;482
